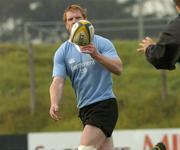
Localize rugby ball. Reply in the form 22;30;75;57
70;20;94;46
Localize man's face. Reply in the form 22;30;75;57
65;10;86;32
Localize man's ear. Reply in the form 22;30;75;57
176;5;180;13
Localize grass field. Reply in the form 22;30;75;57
0;41;179;134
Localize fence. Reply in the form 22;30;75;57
24;17;173;44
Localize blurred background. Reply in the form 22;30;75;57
0;0;177;43
0;0;179;150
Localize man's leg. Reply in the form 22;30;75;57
79;124;106;149
99;137;114;150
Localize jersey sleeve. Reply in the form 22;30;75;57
52;47;67;79
102;39;119;58
95;36;119;58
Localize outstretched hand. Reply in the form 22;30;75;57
137;37;156;53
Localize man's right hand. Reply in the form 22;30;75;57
49;104;61;121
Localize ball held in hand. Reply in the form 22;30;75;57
70;20;95;46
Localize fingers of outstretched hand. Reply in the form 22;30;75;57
137;48;143;52
137;42;145;52
145;36;151;40
145;37;154;42
144;37;155;44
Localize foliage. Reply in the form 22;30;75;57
0;41;179;134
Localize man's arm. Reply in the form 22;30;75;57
137;35;180;70
80;44;123;75
92;53;123;75
137;14;180;70
49;76;65;121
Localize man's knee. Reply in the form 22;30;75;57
78;145;96;150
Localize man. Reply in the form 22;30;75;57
137;0;180;70
49;4;123;150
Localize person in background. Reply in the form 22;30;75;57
137;0;180;70
49;4;123;150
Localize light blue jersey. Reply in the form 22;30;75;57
52;35;120;108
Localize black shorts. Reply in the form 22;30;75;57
79;98;118;137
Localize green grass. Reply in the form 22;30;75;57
0;41;179;134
